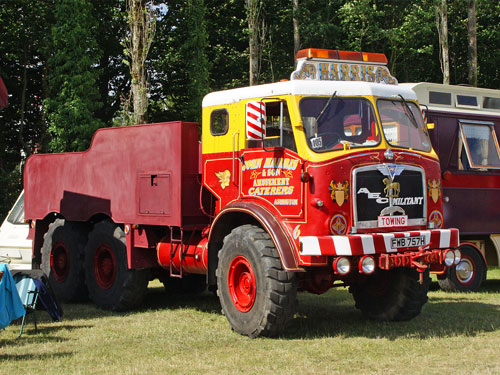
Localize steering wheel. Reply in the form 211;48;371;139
319;132;341;149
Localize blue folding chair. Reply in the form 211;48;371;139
14;274;39;338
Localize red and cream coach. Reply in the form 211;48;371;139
24;49;460;337
404;82;500;292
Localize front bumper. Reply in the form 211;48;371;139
299;228;459;256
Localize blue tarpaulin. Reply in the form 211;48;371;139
0;264;25;329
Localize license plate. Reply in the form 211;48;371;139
390;235;426;249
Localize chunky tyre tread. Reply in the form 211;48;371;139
217;224;297;338
350;268;430;321
41;218;88;302
85;221;149;311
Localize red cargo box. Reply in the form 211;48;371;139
25;122;206;227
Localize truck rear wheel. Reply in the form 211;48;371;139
41;218;88;302
438;245;486;292
350;268;430;321
84;221;149;311
216;224;297;338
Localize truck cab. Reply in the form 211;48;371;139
202;49;455;281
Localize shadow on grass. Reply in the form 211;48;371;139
52;284;500;341
280;289;500;340
0;351;72;361
57;285;221;322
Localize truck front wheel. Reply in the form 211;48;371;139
84;221;149;311
216;224;297;338
41;218;88;302
438;245;486;292
350;268;430;321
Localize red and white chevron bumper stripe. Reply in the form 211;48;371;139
299;229;459;256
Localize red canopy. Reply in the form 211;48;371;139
0;76;8;108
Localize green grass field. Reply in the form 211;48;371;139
2;269;500;375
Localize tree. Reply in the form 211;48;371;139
0;0;55;214
436;0;450;84
44;0;103;152
467;0;477;87
246;0;263;85
124;0;156;125
293;0;300;59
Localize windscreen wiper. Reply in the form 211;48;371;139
316;90;337;124
398;94;419;128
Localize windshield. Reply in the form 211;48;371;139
300;97;380;152
377;99;431;152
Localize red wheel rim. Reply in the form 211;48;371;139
50;241;70;283
94;244;117;290
228;256;256;312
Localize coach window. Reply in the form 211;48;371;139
458;121;500;170
210;109;229;135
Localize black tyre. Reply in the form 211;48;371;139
162;274;207;295
438;245;486;292
41;218;88;302
216;224;297;338
350;268;430;321
84;221;149;311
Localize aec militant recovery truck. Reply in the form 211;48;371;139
24;49;460;337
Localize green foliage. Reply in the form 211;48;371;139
44;0;104;152
149;0;210;124
3;0;500;218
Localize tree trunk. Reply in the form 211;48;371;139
293;0;300;61
127;0;155;124
247;0;260;86
467;0;478;87
436;0;450;85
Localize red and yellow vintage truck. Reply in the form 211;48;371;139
403;82;500;292
24;49;460;337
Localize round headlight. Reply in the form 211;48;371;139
333;257;351;275
454;249;461;265
359;255;376;275
444;249;455;267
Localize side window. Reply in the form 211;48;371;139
459;121;500;170
248;101;297;152
210;109;229;135
7;193;25;224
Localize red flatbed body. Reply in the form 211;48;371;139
24;121;207;227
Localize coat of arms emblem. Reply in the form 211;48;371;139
427;179;441;203
329;180;349;207
215;170;231;189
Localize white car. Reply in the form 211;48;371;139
0;191;32;270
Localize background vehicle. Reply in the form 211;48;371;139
403;82;500;292
0;191;32;270
24;49;459;337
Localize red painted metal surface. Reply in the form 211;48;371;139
94;243;117;290
24;122;208;227
228;256;256;312
157;236;208;274
50;241;70;283
428;110;500;235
